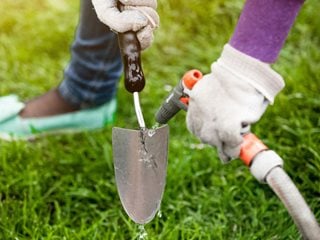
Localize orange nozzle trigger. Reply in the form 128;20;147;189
180;97;189;105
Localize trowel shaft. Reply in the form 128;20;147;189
133;92;145;128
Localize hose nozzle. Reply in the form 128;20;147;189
155;69;203;124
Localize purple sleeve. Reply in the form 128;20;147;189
229;0;304;63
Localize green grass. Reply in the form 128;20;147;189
0;0;319;239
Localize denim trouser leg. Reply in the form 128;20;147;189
58;0;122;108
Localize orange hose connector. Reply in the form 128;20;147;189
240;133;268;166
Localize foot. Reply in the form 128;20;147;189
19;89;79;118
0;93;116;140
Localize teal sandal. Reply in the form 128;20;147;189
0;95;116;140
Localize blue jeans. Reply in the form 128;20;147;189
58;0;122;108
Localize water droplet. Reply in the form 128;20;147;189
147;129;156;137
164;84;173;92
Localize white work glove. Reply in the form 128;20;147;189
91;0;159;50
187;44;285;163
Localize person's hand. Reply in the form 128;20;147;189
91;0;159;50
186;44;285;163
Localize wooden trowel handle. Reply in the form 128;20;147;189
118;31;145;93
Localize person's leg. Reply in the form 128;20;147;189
20;0;122;118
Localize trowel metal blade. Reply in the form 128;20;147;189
112;125;169;224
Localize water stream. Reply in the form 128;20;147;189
137;225;148;240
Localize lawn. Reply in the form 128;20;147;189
0;0;319;239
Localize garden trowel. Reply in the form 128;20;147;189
112;28;169;224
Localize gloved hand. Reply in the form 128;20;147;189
186;44;285;163
91;0;159;50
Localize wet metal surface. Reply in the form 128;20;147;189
112;125;169;224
